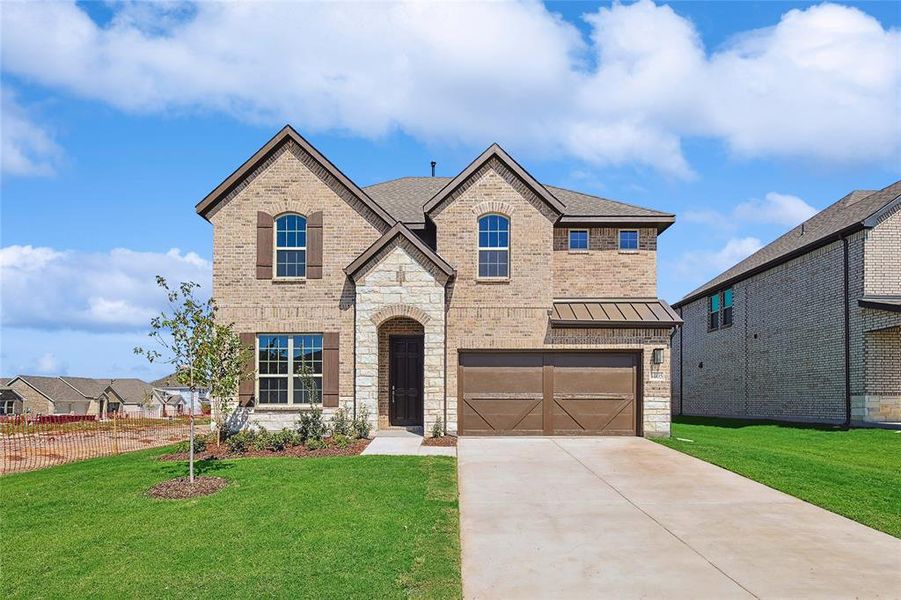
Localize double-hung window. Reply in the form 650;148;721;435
722;287;734;327
478;214;509;278
568;229;589;251
709;292;720;330
257;334;323;405
619;229;639;251
275;214;307;278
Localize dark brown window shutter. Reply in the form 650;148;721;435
307;211;323;279
256;211;273;279
239;333;256;407
322;332;339;407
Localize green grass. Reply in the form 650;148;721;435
656;417;901;537
0;449;461;599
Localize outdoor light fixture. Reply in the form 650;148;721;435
652;348;664;364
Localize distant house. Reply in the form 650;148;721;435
5;375;169;417
151;372;210;415
672;181;900;426
0;383;24;416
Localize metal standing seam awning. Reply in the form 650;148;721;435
550;299;682;328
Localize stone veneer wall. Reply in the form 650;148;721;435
354;244;447;434
377;317;425;429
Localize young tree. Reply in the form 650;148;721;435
135;277;250;483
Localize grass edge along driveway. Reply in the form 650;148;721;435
656;416;901;538
1;449;462;599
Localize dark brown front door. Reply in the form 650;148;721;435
389;336;424;427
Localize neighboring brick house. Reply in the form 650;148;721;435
671;181;901;425
198;126;680;437
6;376;167;417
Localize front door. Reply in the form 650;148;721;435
389;336;424;427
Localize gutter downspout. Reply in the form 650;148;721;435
842;236;851;429
352;282;357;421
443;287;449;435
678;307;683;416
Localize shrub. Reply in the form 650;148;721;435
332;433;351;448
305;437;326;451
352;404;372;439
225;429;255;454
174;435;207;454
251;429;273;452
331;405;353;437
298;406;327;442
271;428;301;450
431;417;443;438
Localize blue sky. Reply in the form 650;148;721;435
1;1;899;378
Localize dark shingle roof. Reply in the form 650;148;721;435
151;372;186;388
363;177;673;225
107;379;154;405
60;376;111;398
675;180;901;307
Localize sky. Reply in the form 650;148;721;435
1;0;899;379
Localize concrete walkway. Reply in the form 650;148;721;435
361;429;455;456
459;437;900;599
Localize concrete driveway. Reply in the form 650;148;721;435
458;437;901;599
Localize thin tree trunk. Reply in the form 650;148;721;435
189;366;195;484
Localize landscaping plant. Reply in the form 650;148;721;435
135;276;251;483
331;404;353;437
298;406;327;443
352;404;372;439
432;417;443;438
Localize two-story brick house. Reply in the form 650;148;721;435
197;126;679;437
671;181;901;425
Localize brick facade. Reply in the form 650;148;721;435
208;138;673;436
673;204;900;425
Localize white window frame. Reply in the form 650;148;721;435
0;399;15;415
618;229;639;252
274;213;307;280
568;228;589;252
477;213;510;280
256;334;323;406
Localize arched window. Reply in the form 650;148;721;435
478;214;509;278
275;214;307;278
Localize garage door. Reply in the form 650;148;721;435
459;352;638;436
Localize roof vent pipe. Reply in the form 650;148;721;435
430;161;437;177
800;223;805;236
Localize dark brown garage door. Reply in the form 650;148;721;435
459;352;639;436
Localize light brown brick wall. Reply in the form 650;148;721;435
209;140;386;424
9;380;54;415
432;159;670;436
553;227;657;297
377;317;424;429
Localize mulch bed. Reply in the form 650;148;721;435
159;438;370;462
148;476;228;500
422;436;457;447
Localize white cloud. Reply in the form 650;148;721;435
35;352;64;375
685;191;818;233
672;236;764;284
0;87;63;176
0;245;211;332
1;1;898;178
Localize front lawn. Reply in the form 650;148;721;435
657;417;901;538
0;449;461;599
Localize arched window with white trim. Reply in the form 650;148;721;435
478;214;509;278
275;214;307;278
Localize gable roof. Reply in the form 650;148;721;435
106;379;155;405
11;376;92;405
151;371;186;388
345;223;455;281
364;178;674;230
674;180;901;308
423;143;567;216
60;376;110;398
196;125;396;226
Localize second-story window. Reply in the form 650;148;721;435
275;214;306;278
709;292;720;330
568;229;589;251
722;287;734;327
478;214;509;278
619;229;639;251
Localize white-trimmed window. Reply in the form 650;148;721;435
478;214;509;278
568;229;589;251
275;214;307;278
257;334;323;405
618;229;639;251
0;399;15;415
